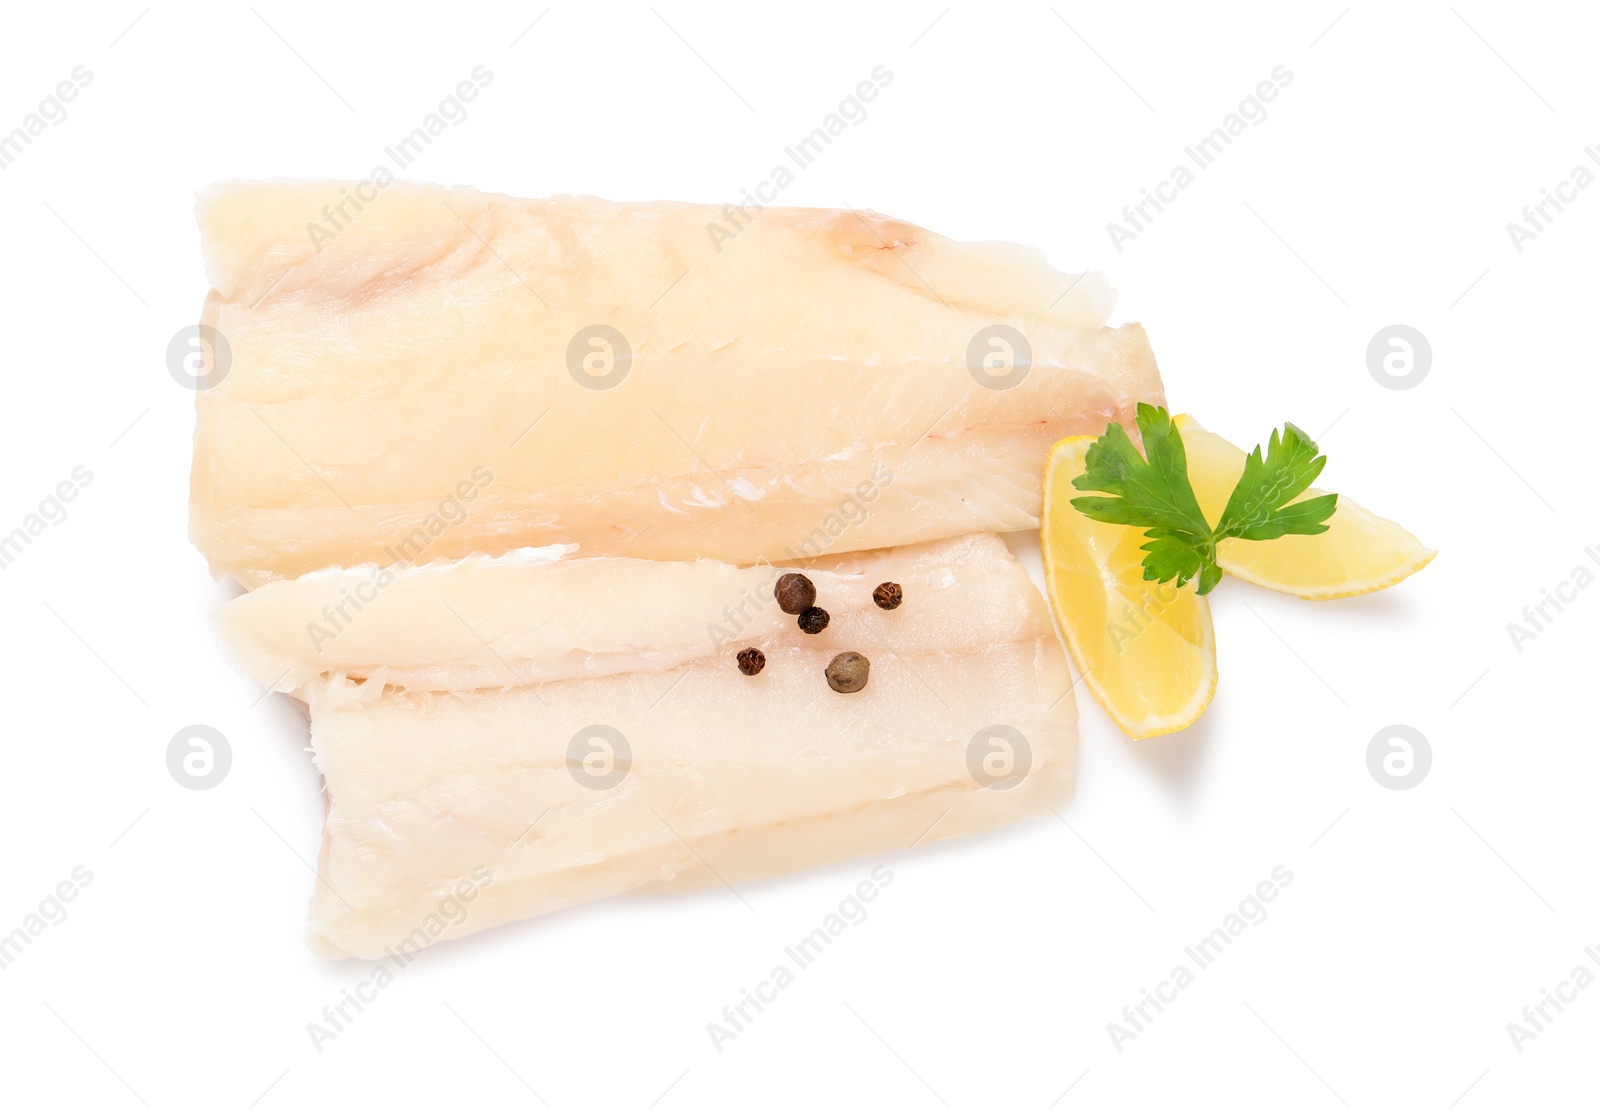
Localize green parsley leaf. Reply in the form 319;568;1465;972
1069;405;1338;595
1215;422;1336;541
1139;529;1220;594
1069;403;1217;591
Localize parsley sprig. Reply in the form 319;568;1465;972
1069;403;1338;595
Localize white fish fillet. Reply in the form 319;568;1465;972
214;539;1053;695
189;181;1164;585
217;535;1075;958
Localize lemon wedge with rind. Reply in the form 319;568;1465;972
1173;415;1436;600
1041;435;1218;739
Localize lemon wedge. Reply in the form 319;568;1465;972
1174;415;1436;600
1040;435;1218;739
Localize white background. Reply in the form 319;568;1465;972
0;1;1593;1113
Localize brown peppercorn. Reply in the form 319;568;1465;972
825;651;870;693
872;582;902;610
797;606;829;634
736;648;766;676
774;572;816;615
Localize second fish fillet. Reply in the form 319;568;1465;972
215;535;1076;957
190;182;1164;584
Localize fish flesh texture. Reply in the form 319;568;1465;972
214;538;1055;694
190;181;1164;586
216;535;1076;957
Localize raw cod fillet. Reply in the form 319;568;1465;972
217;535;1076;958
190;181;1164;586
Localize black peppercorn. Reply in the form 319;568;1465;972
774;572;816;615
797;606;829;634
736;648;766;676
825;652;870;693
872;582;902;610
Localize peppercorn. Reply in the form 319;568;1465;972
736;648;766;676
774;572;816;615
825;651;870;693
797;606;829;634
872;582;902;610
